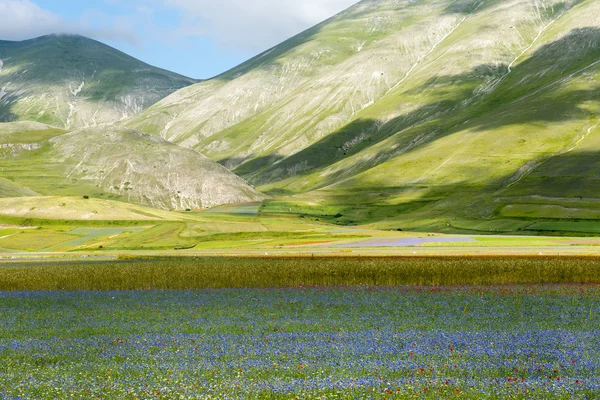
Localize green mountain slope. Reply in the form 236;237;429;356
0;121;62;198
0;177;38;198
0;35;197;129
128;0;600;230
0;123;262;210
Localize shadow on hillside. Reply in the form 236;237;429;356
244;27;600;189
0;88;21;123
262;181;498;227
443;0;496;15
222;153;285;174
264;149;600;226
501;150;600;199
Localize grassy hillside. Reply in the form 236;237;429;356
0;196;188;221
0;123;262;210
128;0;600;231
0;35;197;129
0;122;61;198
0;177;37;198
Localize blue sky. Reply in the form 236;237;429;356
0;0;357;79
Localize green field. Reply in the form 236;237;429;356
0;197;188;221
0;256;598;291
2;206;600;256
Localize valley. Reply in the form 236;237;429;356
1;2;600;398
0;0;599;245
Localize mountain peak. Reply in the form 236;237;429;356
0;33;197;129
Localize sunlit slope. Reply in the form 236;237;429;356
0;121;107;201
129;0;597;182
0;196;187;221
0;122;61;197
129;0;600;227
310;0;600;226
49;127;263;210
128;0;488;157
0;35;197;129
0;177;37;198
0;121;66;147
252;0;600;191
0;124;262;210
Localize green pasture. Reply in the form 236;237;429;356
0;192;600;254
0;127;66;145
527;221;600;234
1;208;600;254
0;230;79;251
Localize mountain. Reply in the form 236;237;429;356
0;123;262;210
128;0;600;230
0;35;197;129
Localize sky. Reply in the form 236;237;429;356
0;0;358;79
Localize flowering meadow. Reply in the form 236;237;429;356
0;285;598;399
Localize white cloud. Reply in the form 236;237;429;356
160;0;359;51
0;0;359;53
0;0;62;40
0;0;139;45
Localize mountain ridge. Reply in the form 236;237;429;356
2;0;600;230
127;0;600;229
0;34;198;129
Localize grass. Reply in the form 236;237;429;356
0;256;599;291
261;197;434;226
0;177;37;197
0;127;66;145
0;214;162;227
448;219;532;233
240;11;600;231
194;231;363;243
0;122;261;213
0;211;345;252
0;144;124;200
2;207;600;253
0;230;79;251
0;196;187;221
192;232;368;251
104;223;197;250
1;4;599;397
42;227;148;252
527;221;600;234
499;204;600;220
2;1;598;235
